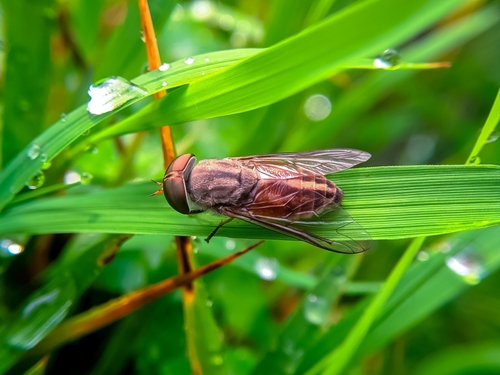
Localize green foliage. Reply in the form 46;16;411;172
0;0;499;374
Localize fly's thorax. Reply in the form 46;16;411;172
187;159;258;209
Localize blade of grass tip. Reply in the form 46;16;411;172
25;241;263;358
305;237;426;375
466;88;500;165
311;88;500;375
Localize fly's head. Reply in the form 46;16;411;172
163;154;197;214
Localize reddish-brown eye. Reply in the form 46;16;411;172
163;154;197;214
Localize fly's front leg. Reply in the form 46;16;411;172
205;218;234;243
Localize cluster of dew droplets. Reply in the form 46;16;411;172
25;144;48;189
373;48;401;70
86;76;148;116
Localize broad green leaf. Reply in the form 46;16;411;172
0;165;498;241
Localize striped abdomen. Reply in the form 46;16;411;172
243;174;343;220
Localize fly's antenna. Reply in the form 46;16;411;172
150;180;164;196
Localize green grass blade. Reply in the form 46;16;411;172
467;88;500;164
283;4;500;151
0;49;257;210
99;0;465;136
306;237;425;375
296;226;500;374
0;165;498;240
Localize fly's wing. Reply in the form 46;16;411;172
233;149;370;178
219;206;371;254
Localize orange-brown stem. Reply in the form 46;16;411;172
25;241;263;358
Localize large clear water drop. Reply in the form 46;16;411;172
373;48;401;70
87;76;148;115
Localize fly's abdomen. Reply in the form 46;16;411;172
244;174;343;220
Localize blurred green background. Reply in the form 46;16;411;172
0;0;500;374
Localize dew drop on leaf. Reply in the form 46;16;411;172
26;144;42;160
184;57;195;65
80;172;93;185
373;48;400;70
469;156;481;165
87;76;148;115
41;161;52;170
158;63;170;71
486;131;500;143
26;171;45;190
64;170;81;185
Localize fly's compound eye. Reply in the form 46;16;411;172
163;154;197;214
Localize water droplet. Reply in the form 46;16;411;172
7;277;76;349
60;113;67;122
27;171;45;190
0;239;24;257
64;170;81;185
303;294;329;325
87;76;148;116
304;94;332;121
255;257;279;280
206;300;213;307
27;144;42;160
184;57;195;65
417;251;429;261
446;247;486;285
81;129;90;136
373;48;400;70
158;63;170;72
204;57;210;62
486;131;500;143
161;81;167;87
469;156;481;165
201;72;205;76
225;239;236;250
41;161;52;170
80;172;93;185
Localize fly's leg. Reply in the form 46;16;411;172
205;218;234;243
